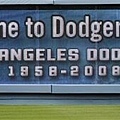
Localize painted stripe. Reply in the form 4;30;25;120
52;84;120;93
0;0;53;4
54;0;120;4
0;84;51;93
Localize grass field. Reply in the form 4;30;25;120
0;105;120;120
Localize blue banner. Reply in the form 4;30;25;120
0;9;120;84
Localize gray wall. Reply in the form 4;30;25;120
0;84;120;94
0;0;120;4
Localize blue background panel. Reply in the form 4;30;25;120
0;10;119;84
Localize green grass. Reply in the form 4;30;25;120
0;105;120;120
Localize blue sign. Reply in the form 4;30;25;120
0;9;120;84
